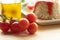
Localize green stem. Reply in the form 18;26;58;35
0;14;7;22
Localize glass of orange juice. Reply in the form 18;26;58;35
1;0;21;20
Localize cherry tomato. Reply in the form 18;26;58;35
26;13;37;23
27;3;34;10
11;22;20;34
0;21;10;33
19;18;29;32
27;22;38;34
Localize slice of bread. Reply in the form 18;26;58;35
34;1;53;20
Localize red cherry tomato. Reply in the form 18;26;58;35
19;18;29;32
11;22;20;34
27;22;38;34
27;3;34;10
0;21;10;33
26;13;37;23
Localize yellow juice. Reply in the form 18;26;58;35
2;3;21;20
0;3;1;11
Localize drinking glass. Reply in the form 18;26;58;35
1;0;21;20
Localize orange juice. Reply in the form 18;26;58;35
2;3;21;20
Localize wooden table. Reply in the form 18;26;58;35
0;24;60;40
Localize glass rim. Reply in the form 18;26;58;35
0;0;21;4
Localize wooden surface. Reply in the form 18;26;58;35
0;24;60;40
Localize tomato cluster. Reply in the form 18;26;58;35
0;13;38;34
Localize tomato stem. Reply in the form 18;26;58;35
0;14;7;22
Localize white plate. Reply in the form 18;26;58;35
36;19;60;25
